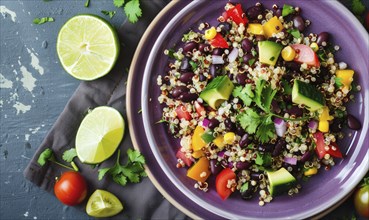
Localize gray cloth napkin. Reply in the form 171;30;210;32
23;0;188;219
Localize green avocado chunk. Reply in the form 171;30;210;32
258;41;283;66
266;167;296;196
200;75;234;109
292;79;325;111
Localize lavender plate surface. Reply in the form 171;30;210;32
128;0;369;219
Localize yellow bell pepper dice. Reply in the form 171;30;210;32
319;106;334;121
205;27;217;40
247;23;264;35
304;167;318;176
187;157;211;182
224;132;236;144
213;136;225;149
263;16;284;38
192;150;205;159
336;69;354;89
318;120;329;133
192;125;206;151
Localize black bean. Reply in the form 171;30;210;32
236;125;246;136
272;139;286;156
217;22;232;35
179;92;198;102
198;43;210;53
239;133;250;148
183;42;198;53
243;54;255;64
274;8;282;17
293;15;305;32
236;73;248;86
210;159;222;175
246;5;263;20
209;64;223;78
241;38;253;52
330;118;344;133
224;118;236;131
179;72;194;84
271;100;281;114
317;32;330;46
255;35;265;42
250;173;262;180
240;184;255;200
286;105;303;117
347;114;361;130
258;143;274;153
208;118;220;130
172;86;188;99
236;161;251;170
180;57;190;71
285;61;300;71
212;48;223;55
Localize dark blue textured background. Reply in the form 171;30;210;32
0;0;367;219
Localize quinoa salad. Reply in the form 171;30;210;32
156;2;362;205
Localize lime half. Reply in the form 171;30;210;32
76;106;124;164
86;189;123;218
56;14;120;80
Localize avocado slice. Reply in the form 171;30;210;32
292;79;325;111
266;167;296;196
200;75;234;109
258;41;283;66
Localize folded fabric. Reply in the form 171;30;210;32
23;0;188;219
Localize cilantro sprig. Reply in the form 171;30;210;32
37;148;78;171
98;149;147;186
33;17;54;25
113;0;142;23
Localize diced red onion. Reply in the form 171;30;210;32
202;118;210;127
308;120;318;130
212;55;224;64
274;118;287;137
284;157;297;165
217;151;225;158
228;47;238;63
228;162;234;168
300;151;312;163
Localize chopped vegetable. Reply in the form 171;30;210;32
33;17;54;24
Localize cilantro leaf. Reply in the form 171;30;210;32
352;0;366;15
101;10;116;19
256;116;276;143
232;85;254;106
37;148;53;166
282;4;295;17
335;77;343;87
33;17;54;25
240;182;249;193
62;148;77;163
84;0;90;7
237;108;261;134
124;0;142;23
113;0;125;7
288;29;301;39
98;149;146;186
254;79;277;112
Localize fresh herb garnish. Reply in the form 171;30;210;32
248;58;256;66
98;149;147;186
84;0;90;7
33;17;54;25
351;0;366;16
37;148;77;171
62;148;77;163
232;85;254;106
189;60;198;71
288;29;301;39
113;0;124;7
240;182;249;193
101;10;116;19
282;4;295;17
113;0;142;23
334;77;343;88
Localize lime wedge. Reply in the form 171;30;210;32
56;14;120;80
86;189;123;218
76;106;124;164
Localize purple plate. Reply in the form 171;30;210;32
127;1;369;219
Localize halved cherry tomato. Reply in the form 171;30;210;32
216;168;236;200
194;101;205;116
313;132;343;159
175;105;192;121
291;44;320;67
54;171;88;206
209;33;229;48
226;3;248;25
176;148;193;167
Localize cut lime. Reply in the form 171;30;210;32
56;14;120;80
86;189;123;218
76;106;124;164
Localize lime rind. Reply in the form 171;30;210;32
76;106;124;164
56;14;120;81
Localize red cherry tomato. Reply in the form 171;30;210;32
176;148;193;167
175;105;192;121
291;44;320;67
194;101;205;116
226;3;248;25
216;168;236;200
354;177;369;218
54;171;88;206
313;132;343;159
209;33;229;48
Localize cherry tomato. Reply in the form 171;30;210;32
176;148;193;167
354;177;369;218
175;105;192;121
54;171;88;206
226;3;248;25
313;132;343;159
216;168;236;200
194;101;205;116
291;44;320;67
